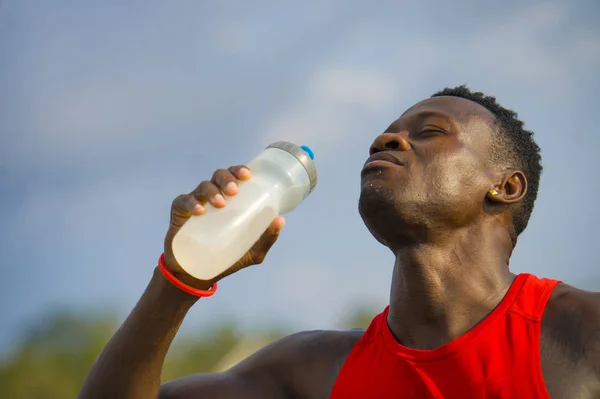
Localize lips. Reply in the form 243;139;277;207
363;152;405;168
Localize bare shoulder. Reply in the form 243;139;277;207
279;327;365;358
234;328;364;397
236;328;364;368
160;329;364;399
543;282;600;371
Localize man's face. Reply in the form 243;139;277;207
358;96;500;249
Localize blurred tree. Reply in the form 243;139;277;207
340;306;378;330
164;322;287;378
162;321;241;380
0;311;286;398
0;307;373;398
0;309;119;399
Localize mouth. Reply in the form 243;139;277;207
362;152;405;171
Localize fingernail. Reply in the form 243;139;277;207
193;204;205;214
239;167;251;178
213;194;225;204
225;182;238;194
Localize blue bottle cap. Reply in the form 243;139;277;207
300;145;315;160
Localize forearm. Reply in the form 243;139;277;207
78;267;200;399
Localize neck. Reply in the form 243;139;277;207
387;223;515;350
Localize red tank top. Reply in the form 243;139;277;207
330;273;560;398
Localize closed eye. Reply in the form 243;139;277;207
416;123;448;137
417;129;444;138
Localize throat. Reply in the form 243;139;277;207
386;245;515;350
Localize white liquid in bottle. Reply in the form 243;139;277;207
171;142;317;280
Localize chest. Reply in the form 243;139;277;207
326;345;540;398
313;333;597;399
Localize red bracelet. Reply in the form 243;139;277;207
158;253;217;297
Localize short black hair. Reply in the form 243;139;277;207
431;85;542;237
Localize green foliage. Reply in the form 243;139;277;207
162;321;241;380
0;310;119;399
0;307;375;399
340;306;378;330
0;311;288;399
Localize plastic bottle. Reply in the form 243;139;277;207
171;141;317;280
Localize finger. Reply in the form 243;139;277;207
212;168;239;197
171;194;205;226
270;216;286;232
192;181;226;208
249;216;286;263
228;165;252;181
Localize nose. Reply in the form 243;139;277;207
369;132;411;155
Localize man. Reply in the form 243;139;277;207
78;86;600;399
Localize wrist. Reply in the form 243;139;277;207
171;271;215;291
161;253;215;290
157;253;218;297
151;267;201;305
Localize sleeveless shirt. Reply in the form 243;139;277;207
330;273;560;398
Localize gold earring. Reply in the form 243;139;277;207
489;189;498;196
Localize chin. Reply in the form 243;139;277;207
358;184;428;248
359;176;410;213
359;185;401;240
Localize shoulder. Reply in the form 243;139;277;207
543;282;600;370
545;282;600;322
231;328;365;398
233;328;364;375
544;282;600;336
160;329;364;399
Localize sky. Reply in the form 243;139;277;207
1;0;599;355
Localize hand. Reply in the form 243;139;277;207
163;165;285;289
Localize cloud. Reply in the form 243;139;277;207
2;1;599;354
9;1;597;174
259;67;399;152
11;166;192;249
268;259;390;329
257;3;600;157
468;3;600;92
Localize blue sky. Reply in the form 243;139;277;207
1;0;599;355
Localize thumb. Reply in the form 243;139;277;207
246;216;286;265
214;216;286;281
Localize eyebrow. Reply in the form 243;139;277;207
399;109;454;120
386;110;456;133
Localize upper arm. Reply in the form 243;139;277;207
158;330;349;399
158;371;282;399
544;284;600;373
581;291;600;374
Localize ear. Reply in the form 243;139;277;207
487;170;527;204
